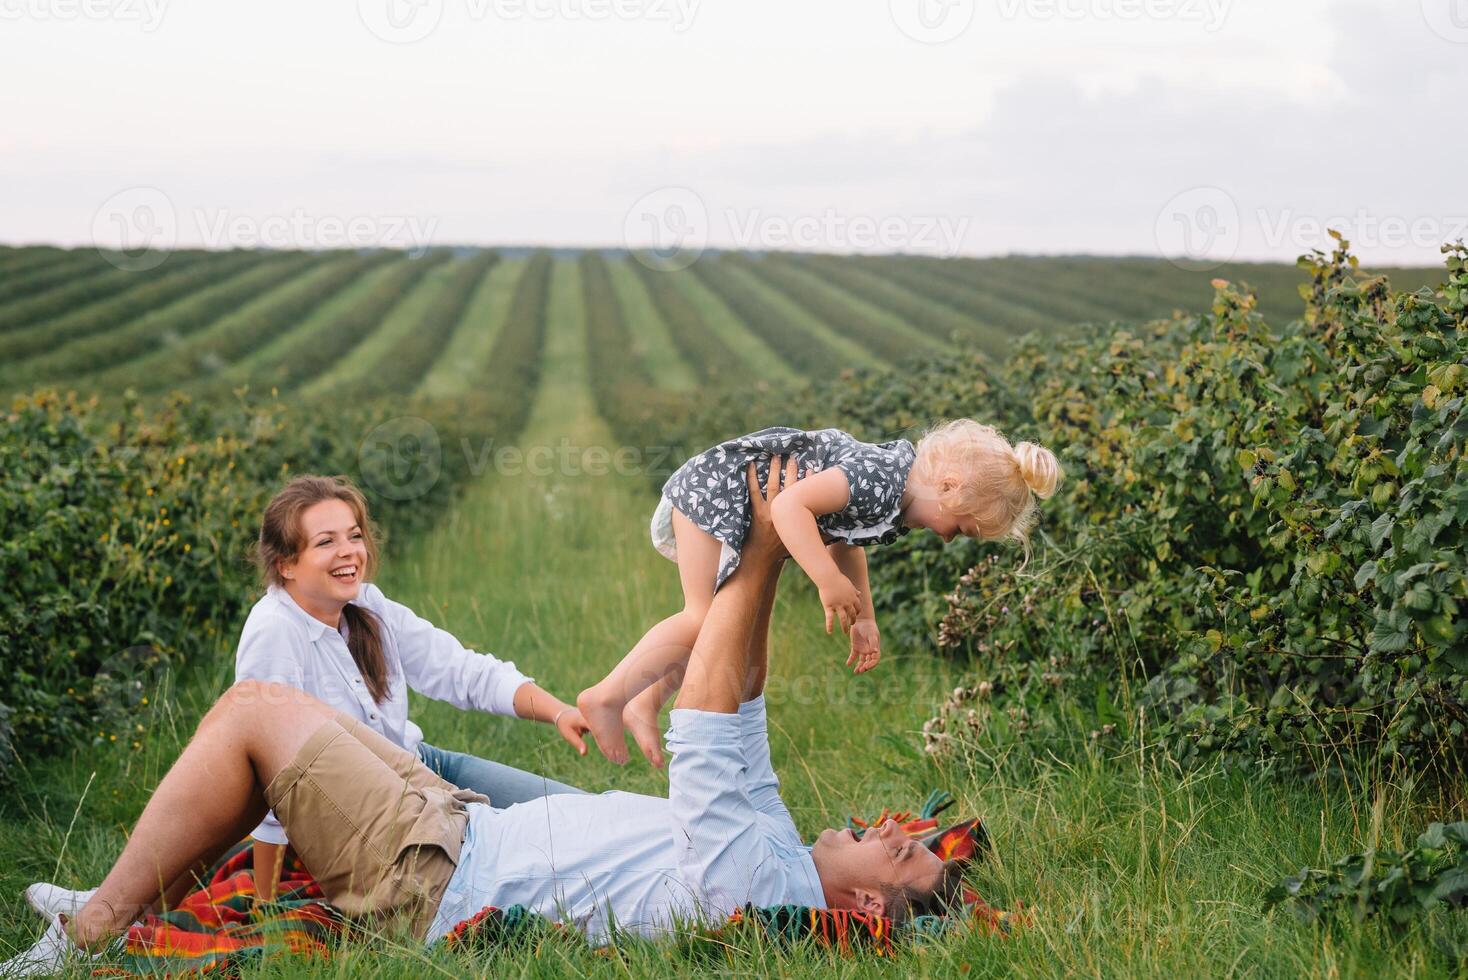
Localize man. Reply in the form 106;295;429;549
4;458;963;975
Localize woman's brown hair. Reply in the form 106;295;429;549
254;475;391;704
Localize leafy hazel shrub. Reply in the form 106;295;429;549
1265;822;1468;926
933;237;1467;773
664;240;1465;773
0;387;513;781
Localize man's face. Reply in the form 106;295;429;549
811;818;946;911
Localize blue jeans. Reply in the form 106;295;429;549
416;742;587;806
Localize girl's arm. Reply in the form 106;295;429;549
769;467;862;633
830;543;881;673
830;543;876;622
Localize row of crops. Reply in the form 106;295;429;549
5;244;1441;410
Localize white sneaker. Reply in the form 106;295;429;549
21;884;98;921
0;915;100;978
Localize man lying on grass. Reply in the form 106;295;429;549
4;457;963;976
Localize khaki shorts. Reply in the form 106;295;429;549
263;712;488;940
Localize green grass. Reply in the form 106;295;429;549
661;265;800;384
604;255;698;391
298;260;459;399
416;258;527;399
1;248;1464;976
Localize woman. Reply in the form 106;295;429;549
25;474;589;916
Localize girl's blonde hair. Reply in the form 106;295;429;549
910;419;1063;559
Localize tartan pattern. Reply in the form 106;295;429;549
91;792;1019;976
92;840;342;977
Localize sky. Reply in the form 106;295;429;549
2;0;1464;265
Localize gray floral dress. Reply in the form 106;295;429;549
651;426;917;591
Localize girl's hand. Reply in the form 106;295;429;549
819;574;862;635
553;706;591;756
847;618;881;674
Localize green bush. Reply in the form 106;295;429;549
1265;821;1468;925
0;385;515;782
665;238;1466;773
933;237;1466;773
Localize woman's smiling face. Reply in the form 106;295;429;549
278;498;368;622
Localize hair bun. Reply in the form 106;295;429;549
1013;442;1062;499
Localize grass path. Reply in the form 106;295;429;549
385;257;954;811
666;269;801;384
298;261;456;398
416;258;526;399
604;257;697;391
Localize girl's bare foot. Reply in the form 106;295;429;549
576;686;630;765
623;689;665;768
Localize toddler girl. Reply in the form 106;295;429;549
578;420;1062;765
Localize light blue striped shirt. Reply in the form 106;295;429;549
425;696;826;943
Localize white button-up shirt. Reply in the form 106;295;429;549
425;696;826;944
235;583;533;844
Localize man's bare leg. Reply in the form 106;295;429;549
66;680;338;949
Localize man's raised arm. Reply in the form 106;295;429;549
665;457;813;915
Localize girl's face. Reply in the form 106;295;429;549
278;499;367;621
902;495;980;543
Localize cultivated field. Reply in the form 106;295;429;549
1;245;1462;977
